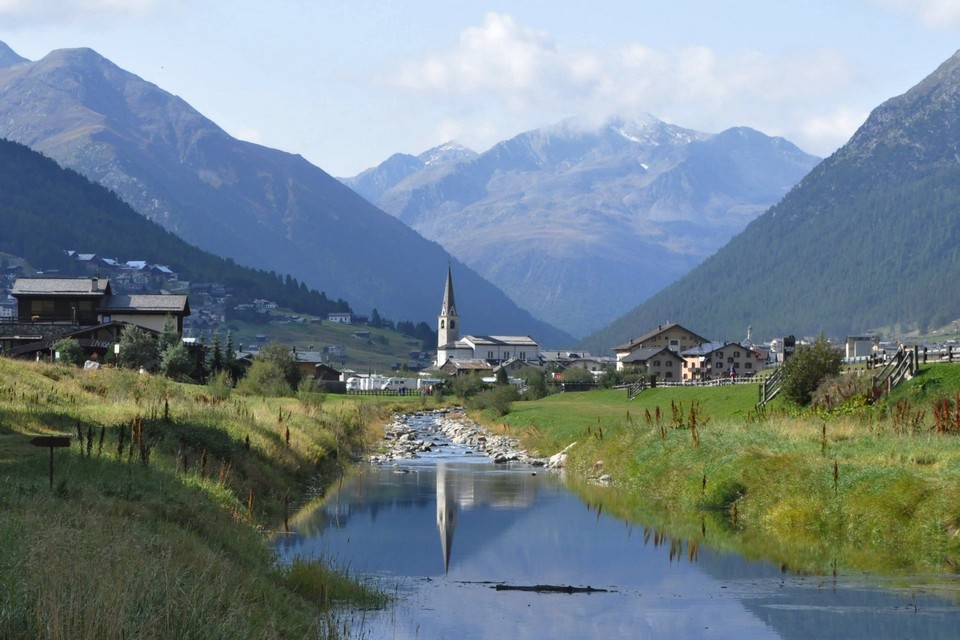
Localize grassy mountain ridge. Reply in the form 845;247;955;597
584;50;960;351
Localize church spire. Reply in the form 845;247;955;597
441;264;457;316
437;265;459;358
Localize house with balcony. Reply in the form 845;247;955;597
0;277;189;360
612;323;708;372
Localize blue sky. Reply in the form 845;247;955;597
0;1;959;176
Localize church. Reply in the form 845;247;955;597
434;267;541;369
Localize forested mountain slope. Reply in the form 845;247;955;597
0;138;351;315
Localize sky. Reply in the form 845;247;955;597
0;1;959;177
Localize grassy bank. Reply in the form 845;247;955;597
0;358;398;639
484;368;960;577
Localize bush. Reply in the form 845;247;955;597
159;341;194;381
256;342;301;390
118;325;158;371
559;367;594;383
518;367;549;400
450;373;485;399
235;360;293;397
811;371;874;412
598;369;624;389
780;335;844;406
52;338;84;366
467;384;519;417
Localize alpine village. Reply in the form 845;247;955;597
6;31;960;640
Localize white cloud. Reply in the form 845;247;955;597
386;12;862;156
232;125;264;145
0;0;171;25
871;0;960;28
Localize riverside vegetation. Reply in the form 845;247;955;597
0;356;419;640
476;363;960;582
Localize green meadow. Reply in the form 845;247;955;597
485;366;960;579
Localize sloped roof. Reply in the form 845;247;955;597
440;358;493;371
12;277;110;297
99;294;189;315
464;335;539;347
620;346;680;363
612;323;708;352
681;341;734;357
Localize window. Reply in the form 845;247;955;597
519;351;526;360
487;351;494;359
653;360;661;367
727;357;734;363
717;351;723;359
666;360;673;367
440;320;445;329
715;362;723;369
504;352;510;359
450;320;456;329
665;371;674;379
745;362;753;369
734;351;741;358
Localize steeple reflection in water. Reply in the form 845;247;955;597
436;462;456;573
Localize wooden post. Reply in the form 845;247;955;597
29;436;71;490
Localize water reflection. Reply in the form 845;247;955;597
276;421;960;639
436;463;455;573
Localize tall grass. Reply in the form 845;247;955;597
0;358;387;639
479;366;960;577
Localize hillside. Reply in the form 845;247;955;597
584;49;960;351
0;42;572;347
0;137;350;316
345;115;819;337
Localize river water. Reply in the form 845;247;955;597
276;413;960;639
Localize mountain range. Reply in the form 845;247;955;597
584;49;960;351
343;115;820;337
0;41;572;346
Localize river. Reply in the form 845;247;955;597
275;411;960;639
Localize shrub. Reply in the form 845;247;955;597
780;335;844;406
52;338;84;366
159;341;194;381
811;371;873;412
256;342;301;390
518;367;549;400
118;325;158;371
235;360;292;397
450;373;485;399
559;367;594;383
467;384;519;417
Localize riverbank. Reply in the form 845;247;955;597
0;358;387;639
474;365;960;578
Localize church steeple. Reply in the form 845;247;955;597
437;265;459;353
